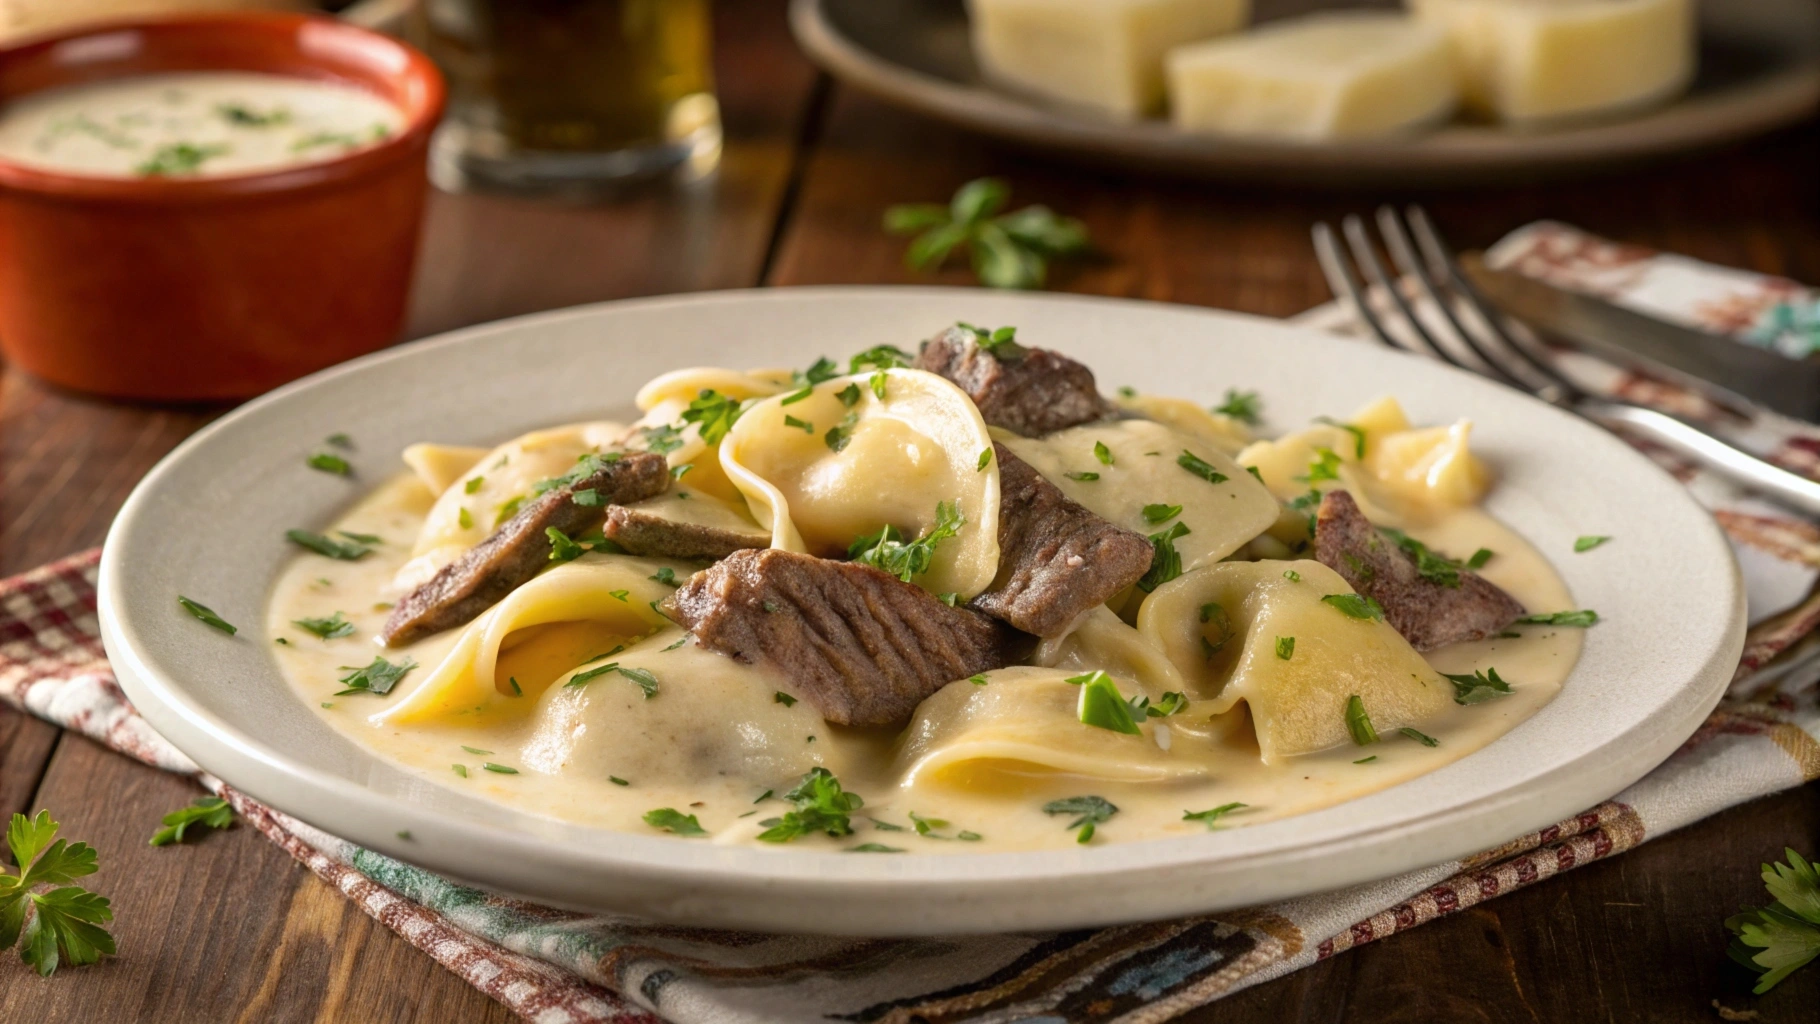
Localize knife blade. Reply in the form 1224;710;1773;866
1459;253;1820;423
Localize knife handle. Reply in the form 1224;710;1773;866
1587;401;1820;518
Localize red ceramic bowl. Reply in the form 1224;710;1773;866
0;13;444;401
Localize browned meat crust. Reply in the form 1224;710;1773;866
381;452;669;646
971;443;1154;637
604;505;768;561
1314;489;1525;651
667;548;1026;727
913;325;1115;437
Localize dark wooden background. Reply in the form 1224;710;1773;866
3;2;1817;1019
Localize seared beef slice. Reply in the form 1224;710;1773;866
604;505;767;561
914;325;1115;437
669;549;1023;727
973;444;1154;637
1314;489;1524;650
382;452;669;645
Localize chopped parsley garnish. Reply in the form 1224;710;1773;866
1177;450;1228;485
1141;503;1182;524
334;656;415;696
680;389;747;445
1043;795;1117;844
938;592;960;606
671;463;694;480
780;385;814;406
1468;548;1494;568
1068;671;1142;735
969;674;989;686
1304;446;1342;483
1443;667;1514;705
1093;440;1114;465
1321;593;1385;621
1283;569;1301;582
1380;528;1464;588
1275;636;1295;660
217;103;291;127
871;372;889;400
494;496;524;526
783;414;814;434
643;809;707;836
1247;465;1265;483
481;763;518;774
1515;609;1600;628
1726;847;1820;992
977;447;993;471
285;529;372;560
507;677;522;695
909;811;953;838
849;344;914;373
1183;802;1247;829
532;452;622;496
1399;727;1439;747
824;411;860;452
608;589;629;601
650;567;678;586
774;691;798;707
149;796;233;846
1315;417;1367;458
610;776;630;786
307;452;351;475
959;323;1020;354
178;596;236;635
452;764;467;777
847;843;904;853
795;356;840;386
849;501;965;582
292;613;353;640
547;527;585;564
619;666;659;697
136;141;228;176
662;634;690;651
1137;521;1191;593
1148;691;1189;717
637;423;685;454
461;745;492;755
465;476;485;494
1213;389;1262;425
1287;488;1323;534
458;507;474;529
1200;602;1233;658
1118;386;1138;399
1064;471;1100;482
755;768;864;842
1574;535;1612;552
0;809;114;976
1343;695;1378;745
1354;756;1378;764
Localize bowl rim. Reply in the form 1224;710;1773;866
0;11;445;202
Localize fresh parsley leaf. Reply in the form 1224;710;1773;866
969;673;989;686
938;591;960;606
570;488;603;507
307;452;351;475
1064;471;1100;482
1148;691;1189;717
1322;593;1385;621
662;634;690;652
177;596;236;635
1315;417;1367;459
136;141;228;176
783;414;814;434
1443;667;1514;705
292;612;353;640
755;768;864;843
643;809;707;837
149;796;233;846
680;389;747;445
609;776;630;786
1137;521;1191;593
1213;389;1262;425
547;527;584;564
1726;848;1820;992
285;529;371;560
1468;548;1494;569
779;385;815;406
774;691;798;707
1177;450;1228;485
1183;803;1247;829
481;763;518;774
458;507;474;529
1574;535;1611;552
335;656;415;696
870;371;889;400
1275;636;1295;660
650;567;678;586
885;178;1088;289
1283;570;1301;582
618;666;660;698
452;764;467;777
1;810;114;976
1344;695;1378;746
837;383;863;408
1043;795;1117;844
1399;727;1439;747
795;357;840;386
824;411;860;452
1093;440;1114;466
849;501;965;582
1141;503;1182;524
849;344;914;373
566;662;618;687
1304;446;1342;483
1354;756;1378;764
847;843;904;853
460;745;493;755
1069;671;1142;735
465;476;484;494
1515;609;1600;628
1380;527;1464;588
671;463;694;480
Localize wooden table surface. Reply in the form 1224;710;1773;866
4;2;1818;1019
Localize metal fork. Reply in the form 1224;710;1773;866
1312;206;1820;518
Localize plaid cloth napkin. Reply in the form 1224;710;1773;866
4;221;1819;1024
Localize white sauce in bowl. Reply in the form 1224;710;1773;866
0;71;404;179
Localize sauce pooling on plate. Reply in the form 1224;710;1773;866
0;72;403;179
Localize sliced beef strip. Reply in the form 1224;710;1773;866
667;548;1026;727
604;505;768;561
971;443;1154;638
1314;489;1525;651
381;452;669;646
913;325;1116;437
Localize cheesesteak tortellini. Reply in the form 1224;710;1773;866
270;321;1583;852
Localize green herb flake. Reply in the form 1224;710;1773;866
136;140;228;176
846;843;904;853
1137;521;1192;593
1141;503;1182;524
1443;667;1515;705
610;776;630;786
571;488;603;507
307;452;351;476
780;384;815;406
774;691;798;707
755;768;865;843
325;433;353;449
506;677;522;696
837;383;863;408
1344;694;1379;746
1468;548;1494;569
149;796;233;847
1064;471;1100;482
1354;756;1378;764
1069;670;1142;735
1182;802;1247;829
849;501;965;582
848;344;915;373
1315;417;1367;458
871;371;889;400
1283;569;1301;582
292;612;354;640
795;357;840;386
547;527;585;564
1304;446;1343;483
616;666;659;698
285;529;371;561
671;463;694;480
481;763;519;775
938;592;960;606
680;390;748;445
460;745;493;755
1043;795;1117;845
1213;389;1262;425
178;596;236;635
1093;440;1114;466
969;674;989;686
977;447;993;472
1177;450;1229;485
1574;535;1611;553
1275;636;1295;660
1321;593;1386;621
1380;527;1465;588
458;507;474;530
1515;609;1600;628
824;412;860;453
464;476;484;494
1399;727;1439;747
334;656;415;697
643;808;707;836
452;764;467;777
608;589;630;602
494;496;525;527
783;414;814;434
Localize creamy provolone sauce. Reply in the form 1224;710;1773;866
0;72;402;178
269;472;1581;854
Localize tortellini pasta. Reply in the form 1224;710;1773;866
1139;559;1452;762
1113;392;1254;456
1239;396;1488;517
402;443;488;496
721;369;1003;600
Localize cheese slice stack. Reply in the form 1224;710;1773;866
966;0;1251;119
1407;0;1695;123
1165;12;1457;140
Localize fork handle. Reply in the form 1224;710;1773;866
1584;400;1820;517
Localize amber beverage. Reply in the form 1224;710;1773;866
418;0;719;190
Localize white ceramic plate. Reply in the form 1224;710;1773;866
790;0;1820;186
100;287;1743;936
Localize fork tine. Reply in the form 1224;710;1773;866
1312;221;1400;351
1405;206;1583;402
1338;214;1467;368
1374;206;1529;390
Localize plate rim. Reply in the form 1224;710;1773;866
98;285;1747;934
788;0;1820;185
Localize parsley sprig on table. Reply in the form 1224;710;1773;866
0;811;115;977
149;797;234;846
885;178;1089;289
1727;848;1820;992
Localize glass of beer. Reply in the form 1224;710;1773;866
416;0;719;191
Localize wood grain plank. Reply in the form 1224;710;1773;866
0;704;58;824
